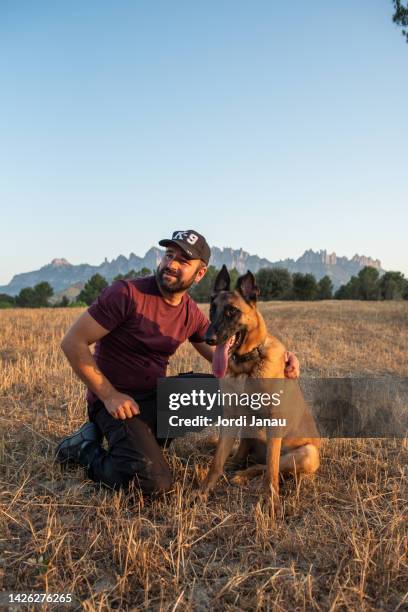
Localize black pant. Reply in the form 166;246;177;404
86;374;215;494
87;390;173;494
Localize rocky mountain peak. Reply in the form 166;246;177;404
50;258;72;267
351;254;381;269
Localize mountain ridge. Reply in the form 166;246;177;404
1;247;383;295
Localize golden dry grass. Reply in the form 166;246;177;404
0;302;407;611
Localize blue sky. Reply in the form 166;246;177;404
1;0;407;285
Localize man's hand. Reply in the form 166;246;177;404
191;341;215;363
284;351;300;379
103;392;140;420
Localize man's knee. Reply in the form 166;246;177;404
140;466;173;495
127;453;173;495
101;445;173;494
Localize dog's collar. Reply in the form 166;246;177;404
231;344;263;364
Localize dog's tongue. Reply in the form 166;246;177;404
212;338;234;378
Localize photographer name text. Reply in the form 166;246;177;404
168;414;287;427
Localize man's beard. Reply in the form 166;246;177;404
155;266;198;294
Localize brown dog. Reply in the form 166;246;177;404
201;265;320;506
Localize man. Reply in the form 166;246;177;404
55;230;299;494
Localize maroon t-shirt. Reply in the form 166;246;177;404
87;275;209;403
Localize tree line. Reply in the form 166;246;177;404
0;268;151;309
1;265;407;308
189;265;408;302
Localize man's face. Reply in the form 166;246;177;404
156;246;207;293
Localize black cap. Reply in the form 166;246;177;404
159;230;211;265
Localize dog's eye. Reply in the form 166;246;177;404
224;306;238;317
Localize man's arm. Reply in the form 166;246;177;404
191;341;215;363
61;311;139;420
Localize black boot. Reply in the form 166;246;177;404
55;422;103;467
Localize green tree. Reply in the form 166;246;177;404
15;282;53;307
256;268;292;300
229;268;240;290
392;0;408;42
292;273;318;301
114;267;152;281
78;274;108;305
33;282;54;306
335;284;348;299
54;295;70;307
139;267;152;277
317;275;333;300
357;266;380;300
335;268;381;300
379;271;407;300
189;266;220;303
16;287;36;307
335;275;361;299
0;293;15;308
114;270;136;281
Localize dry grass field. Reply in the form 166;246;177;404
0;301;407;611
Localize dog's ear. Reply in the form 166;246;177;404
236;270;260;303
213;264;231;293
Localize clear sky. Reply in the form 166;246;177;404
1;0;407;285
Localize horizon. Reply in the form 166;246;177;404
1;1;407;284
2;243;386;286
